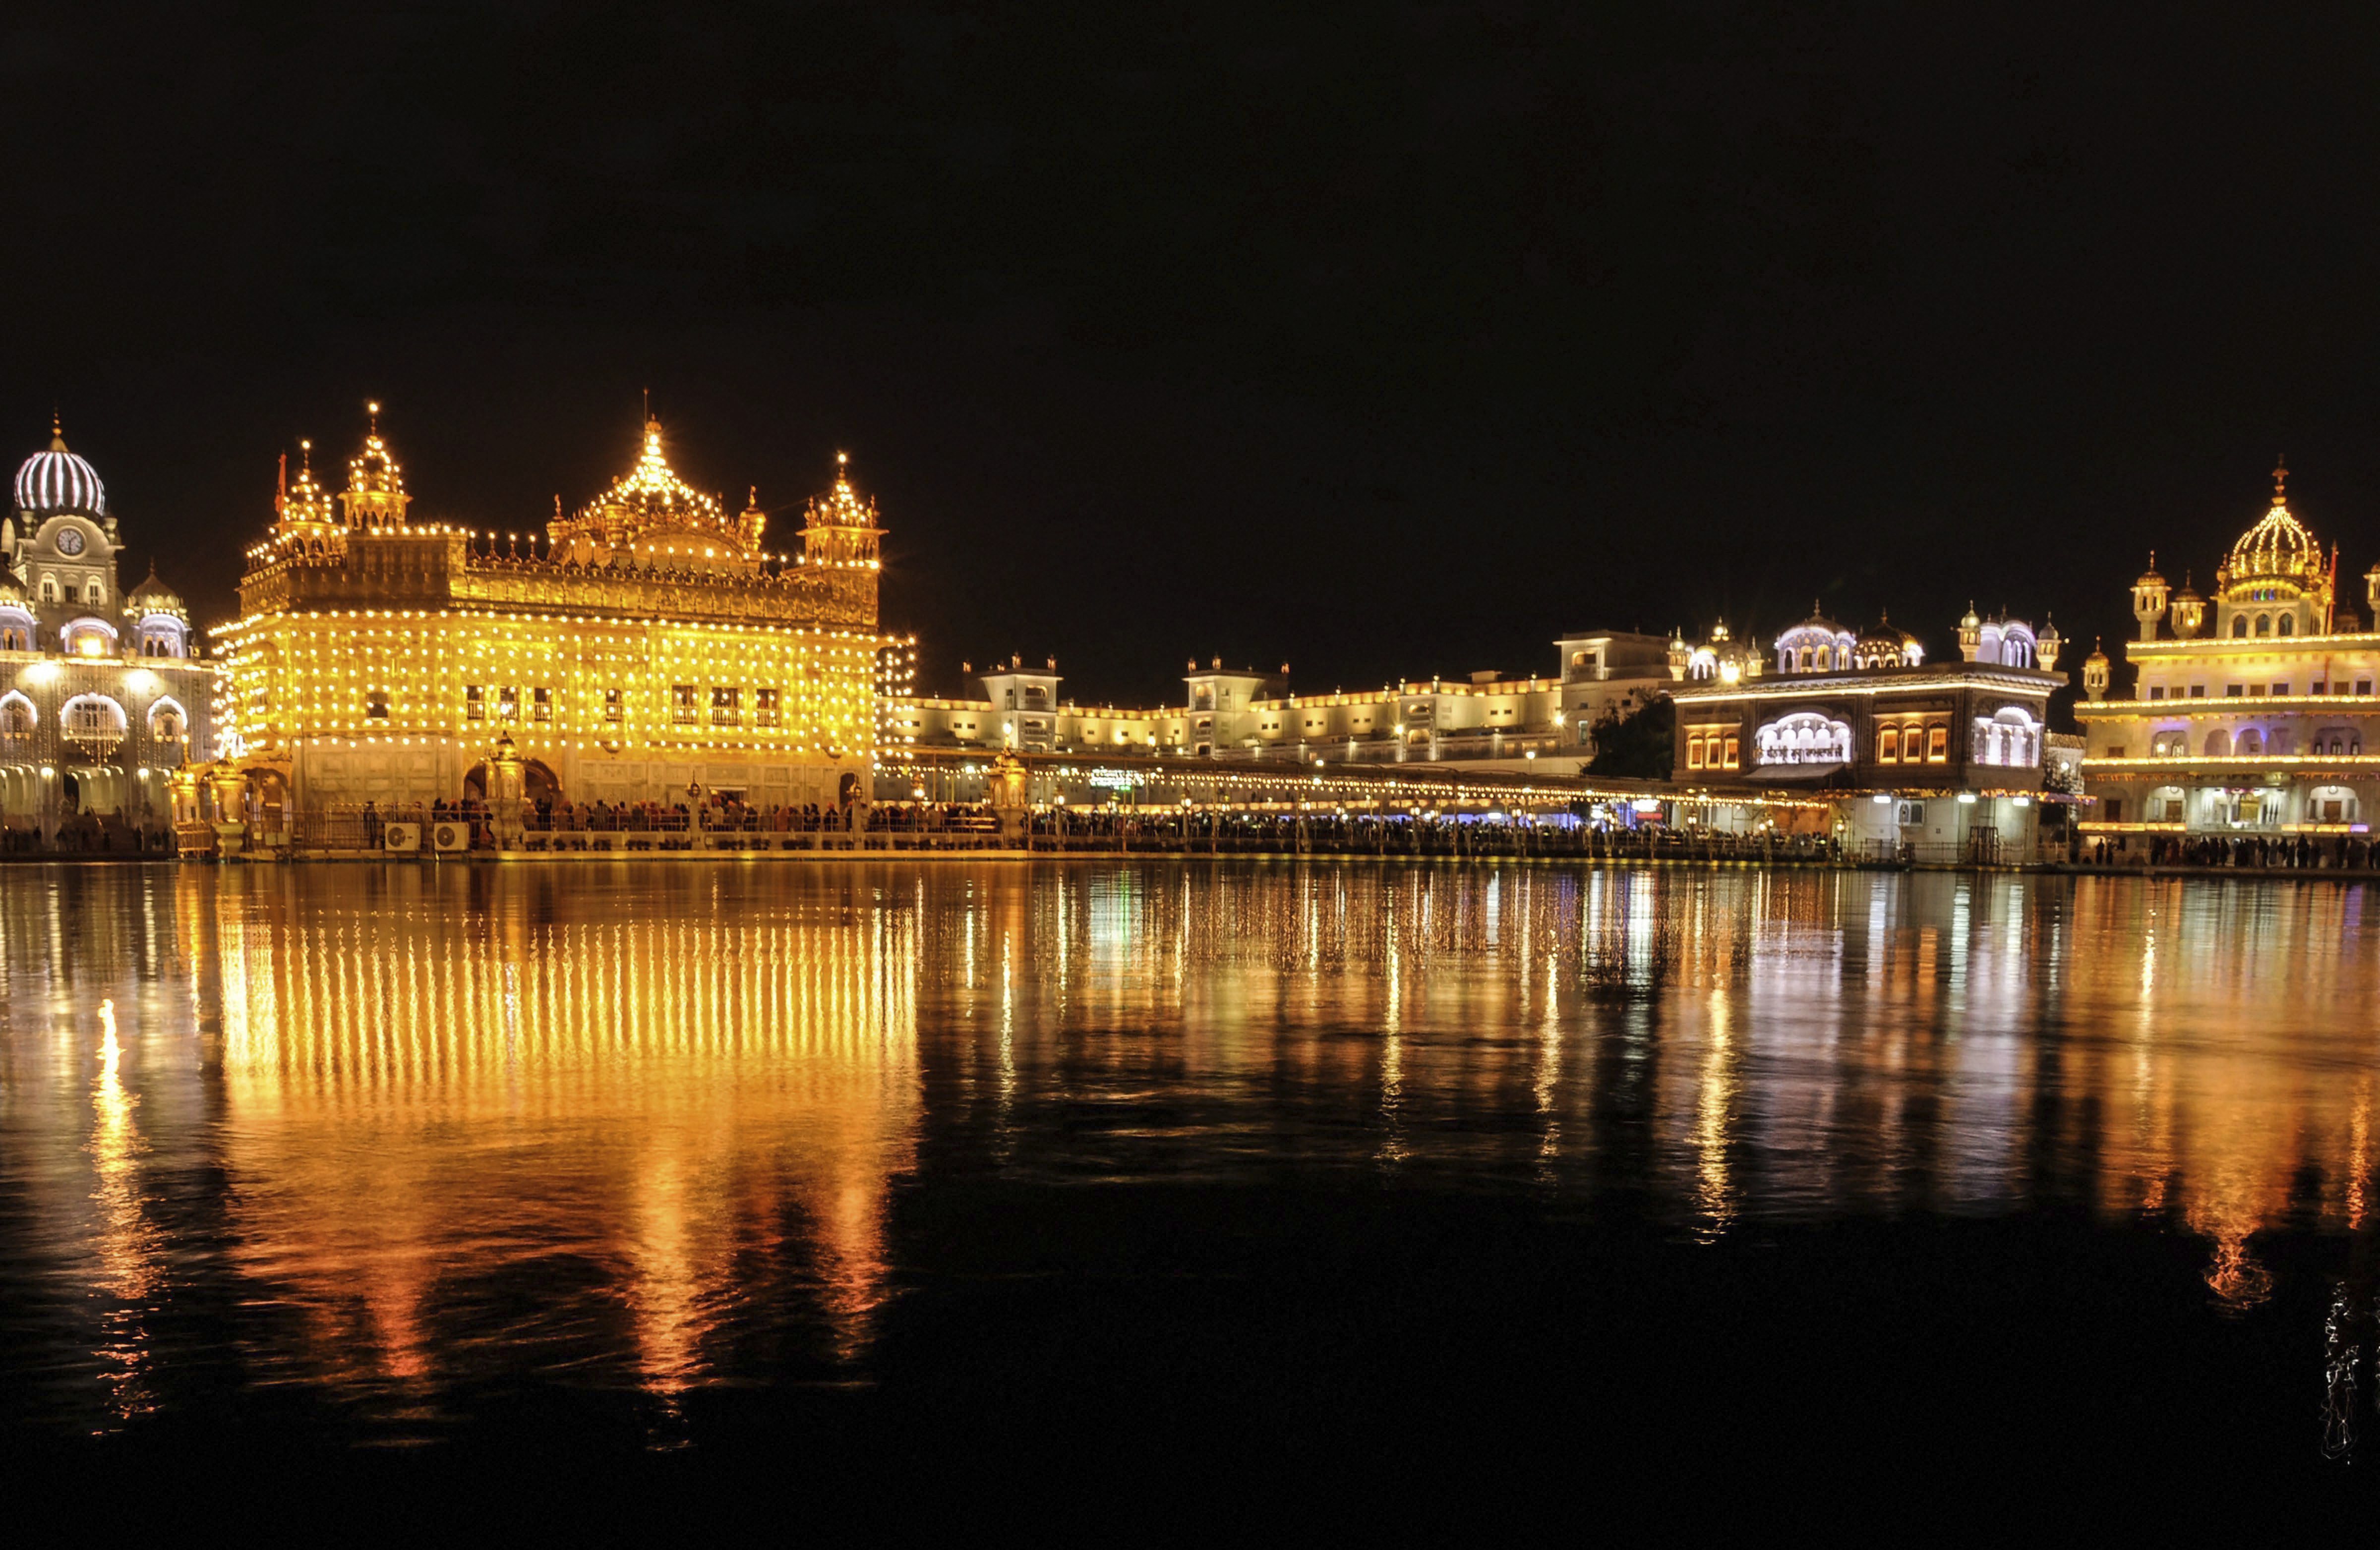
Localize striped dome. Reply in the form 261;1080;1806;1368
14;426;107;517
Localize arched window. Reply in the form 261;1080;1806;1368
2235;728;2263;755
84;579;102;604
39;577;56;604
2255;613;2271;636
2278;613;2295;636
2232;615;2249;638
1878;727;1900;762
0;696;31;736
2204;729;2231;757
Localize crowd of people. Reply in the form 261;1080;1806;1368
2080;833;2380;871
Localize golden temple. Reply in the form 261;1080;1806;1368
204;407;891;841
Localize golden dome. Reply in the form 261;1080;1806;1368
560;417;766;559
347;403;404;497
806;451;878;530
583;418;725;530
283;439;335;524
2225;459;2322;584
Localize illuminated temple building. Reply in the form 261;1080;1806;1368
1;421;212;845
209;407;887;841
1664;604;2070;859
2077;462;2380;840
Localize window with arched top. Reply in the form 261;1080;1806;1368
1878;727;1900;762
2231;615;2248;638
2204;729;2231;757
39;577;56;603
2278;614;2295;636
0;696;31;736
2236;727;2265;755
84;579;102;604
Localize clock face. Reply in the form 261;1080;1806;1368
55;528;84;556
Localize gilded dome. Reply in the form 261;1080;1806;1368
283;440;335;524
806;452;878;530
2226;460;2322;584
14;420;107;517
570;418;764;556
347;406;404;497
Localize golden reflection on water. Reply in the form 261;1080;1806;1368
5;862;2380;1434
195;867;920;1400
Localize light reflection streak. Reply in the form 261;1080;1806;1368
88;998;162;1425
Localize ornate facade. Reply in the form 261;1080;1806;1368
2077;462;2380;838
1668;604;2064;858
1;421;212;845
209;407;885;845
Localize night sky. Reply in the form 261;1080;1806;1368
10;2;2380;708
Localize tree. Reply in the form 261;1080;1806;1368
1586;695;1676;779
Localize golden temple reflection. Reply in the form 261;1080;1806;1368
194;866;921;1396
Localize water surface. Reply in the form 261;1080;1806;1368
3;861;2376;1479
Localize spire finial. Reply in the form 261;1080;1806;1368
49;406;64;451
298;438;313;475
2274;456;2288;505
366;401;380;436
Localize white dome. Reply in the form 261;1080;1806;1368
14;425;107;517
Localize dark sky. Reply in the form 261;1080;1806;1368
9;2;2380;707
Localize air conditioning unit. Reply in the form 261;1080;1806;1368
382;821;421;853
431;820;470;853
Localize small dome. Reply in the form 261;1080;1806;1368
347;404;405;497
283;439;335;524
1854;613;1924;668
124;565;185;619
14;421;107;517
1960;601;1981;630
2172;571;2204;603
805;452;878;530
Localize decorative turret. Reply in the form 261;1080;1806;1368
2082;638;2110;701
2366;560;2380;624
275;438;337;535
2168;571;2205;638
801;453;882;570
1958;601;1983;661
1666;629;1692;681
2131;552;2168;642
339;402;412;529
2036;615;2062;671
